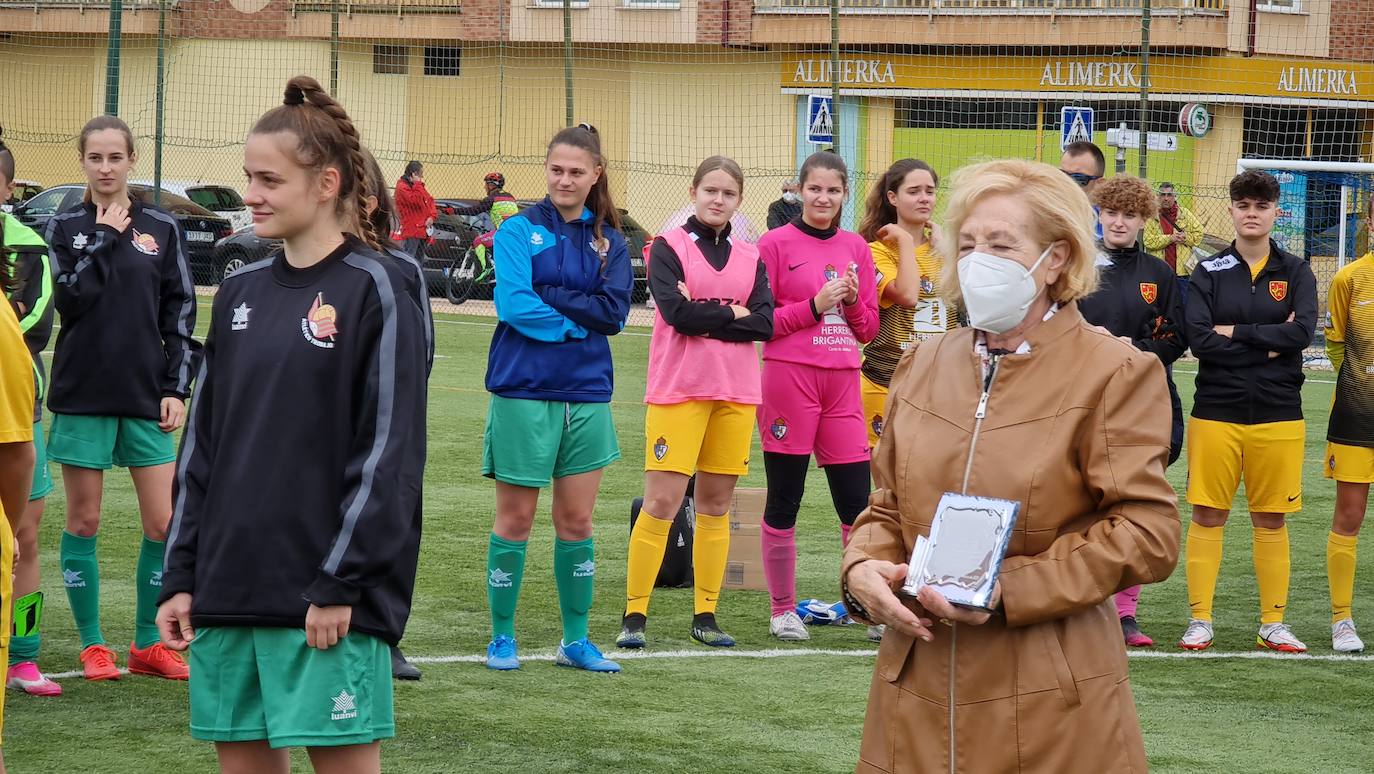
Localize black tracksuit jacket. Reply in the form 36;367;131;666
1185;240;1318;425
44;200;200;419
1079;245;1186;463
161;237;429;645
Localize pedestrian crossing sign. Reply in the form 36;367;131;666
1061;106;1094;150
807;95;835;144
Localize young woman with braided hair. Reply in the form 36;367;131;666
157;75;428;774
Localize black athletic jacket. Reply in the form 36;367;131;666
1079;246;1186;364
45;200;200;420
1079;245;1186;463
161;237;428;646
1185;240;1318;425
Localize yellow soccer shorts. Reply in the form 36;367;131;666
644;400;755;477
1325;442;1374;484
860;372;888;451
1186;418;1305;513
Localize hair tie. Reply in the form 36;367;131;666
577;122;598;135
284;89;306;106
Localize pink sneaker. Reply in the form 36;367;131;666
1120;616;1154;648
7;661;63;696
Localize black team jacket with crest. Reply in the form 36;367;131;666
1079;244;1187;463
160;237;428;646
44;200;201;420
1185;239;1317;425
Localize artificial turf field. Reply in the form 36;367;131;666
6;299;1374;773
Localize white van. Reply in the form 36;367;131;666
132;181;252;231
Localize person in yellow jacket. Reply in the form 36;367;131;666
1144;182;1204;300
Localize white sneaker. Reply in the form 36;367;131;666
1332;618;1364;653
866;624;885;642
770;611;810;641
1257;622;1307;653
1178;618;1214;650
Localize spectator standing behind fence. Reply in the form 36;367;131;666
1144;182;1204;301
394;161;435;261
766;180;802;231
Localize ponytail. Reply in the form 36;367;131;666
252;75;377;250
547;123;621;266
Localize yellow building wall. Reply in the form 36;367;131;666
622;53;794;234
0;37;104;185
1190;103;1244;241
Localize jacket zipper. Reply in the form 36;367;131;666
949;353;1000;774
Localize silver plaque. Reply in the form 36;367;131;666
901;493;1019;612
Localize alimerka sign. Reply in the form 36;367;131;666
782;54;1373;102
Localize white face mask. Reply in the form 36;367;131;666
782;191;800;204
957;243;1055;335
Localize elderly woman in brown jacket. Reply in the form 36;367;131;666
841;159;1181;774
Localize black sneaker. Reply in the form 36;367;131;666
616;613;647;649
390;645;422;680
690;613;736;648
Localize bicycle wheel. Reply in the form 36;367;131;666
446;248;479;306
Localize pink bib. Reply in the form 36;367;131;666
645;227;763;405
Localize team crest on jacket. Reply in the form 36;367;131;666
824;264;839;281
770;417;788;441
653;436;668;461
302;292;339;348
130;228;160;256
1139;283;1158;305
1269;281;1288;302
920;276;935;296
590;237;610;259
871;414;884;438
72;232;88;250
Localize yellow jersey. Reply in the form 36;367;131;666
861;238;956;387
1326;252;1374;447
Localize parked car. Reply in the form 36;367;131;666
435;197;650;303
2;180;43;213
211;225;463;295
132;180;252;231
11;184;233;284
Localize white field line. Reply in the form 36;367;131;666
38;646;1374;681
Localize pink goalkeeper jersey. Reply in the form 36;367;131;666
758;222;879;369
645;227;763;405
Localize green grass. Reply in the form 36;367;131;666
6;302;1374;773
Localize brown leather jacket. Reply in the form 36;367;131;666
842;303;1181;774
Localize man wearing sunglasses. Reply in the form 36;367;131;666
1062;140;1105;239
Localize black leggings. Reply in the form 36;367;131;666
762;452;871;530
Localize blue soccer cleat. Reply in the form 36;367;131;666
555;638;621;673
486;635;520;671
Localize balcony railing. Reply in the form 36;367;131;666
754;0;1225;11
290;0;460;14
0;0;173;9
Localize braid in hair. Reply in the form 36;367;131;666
257;76;378;250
